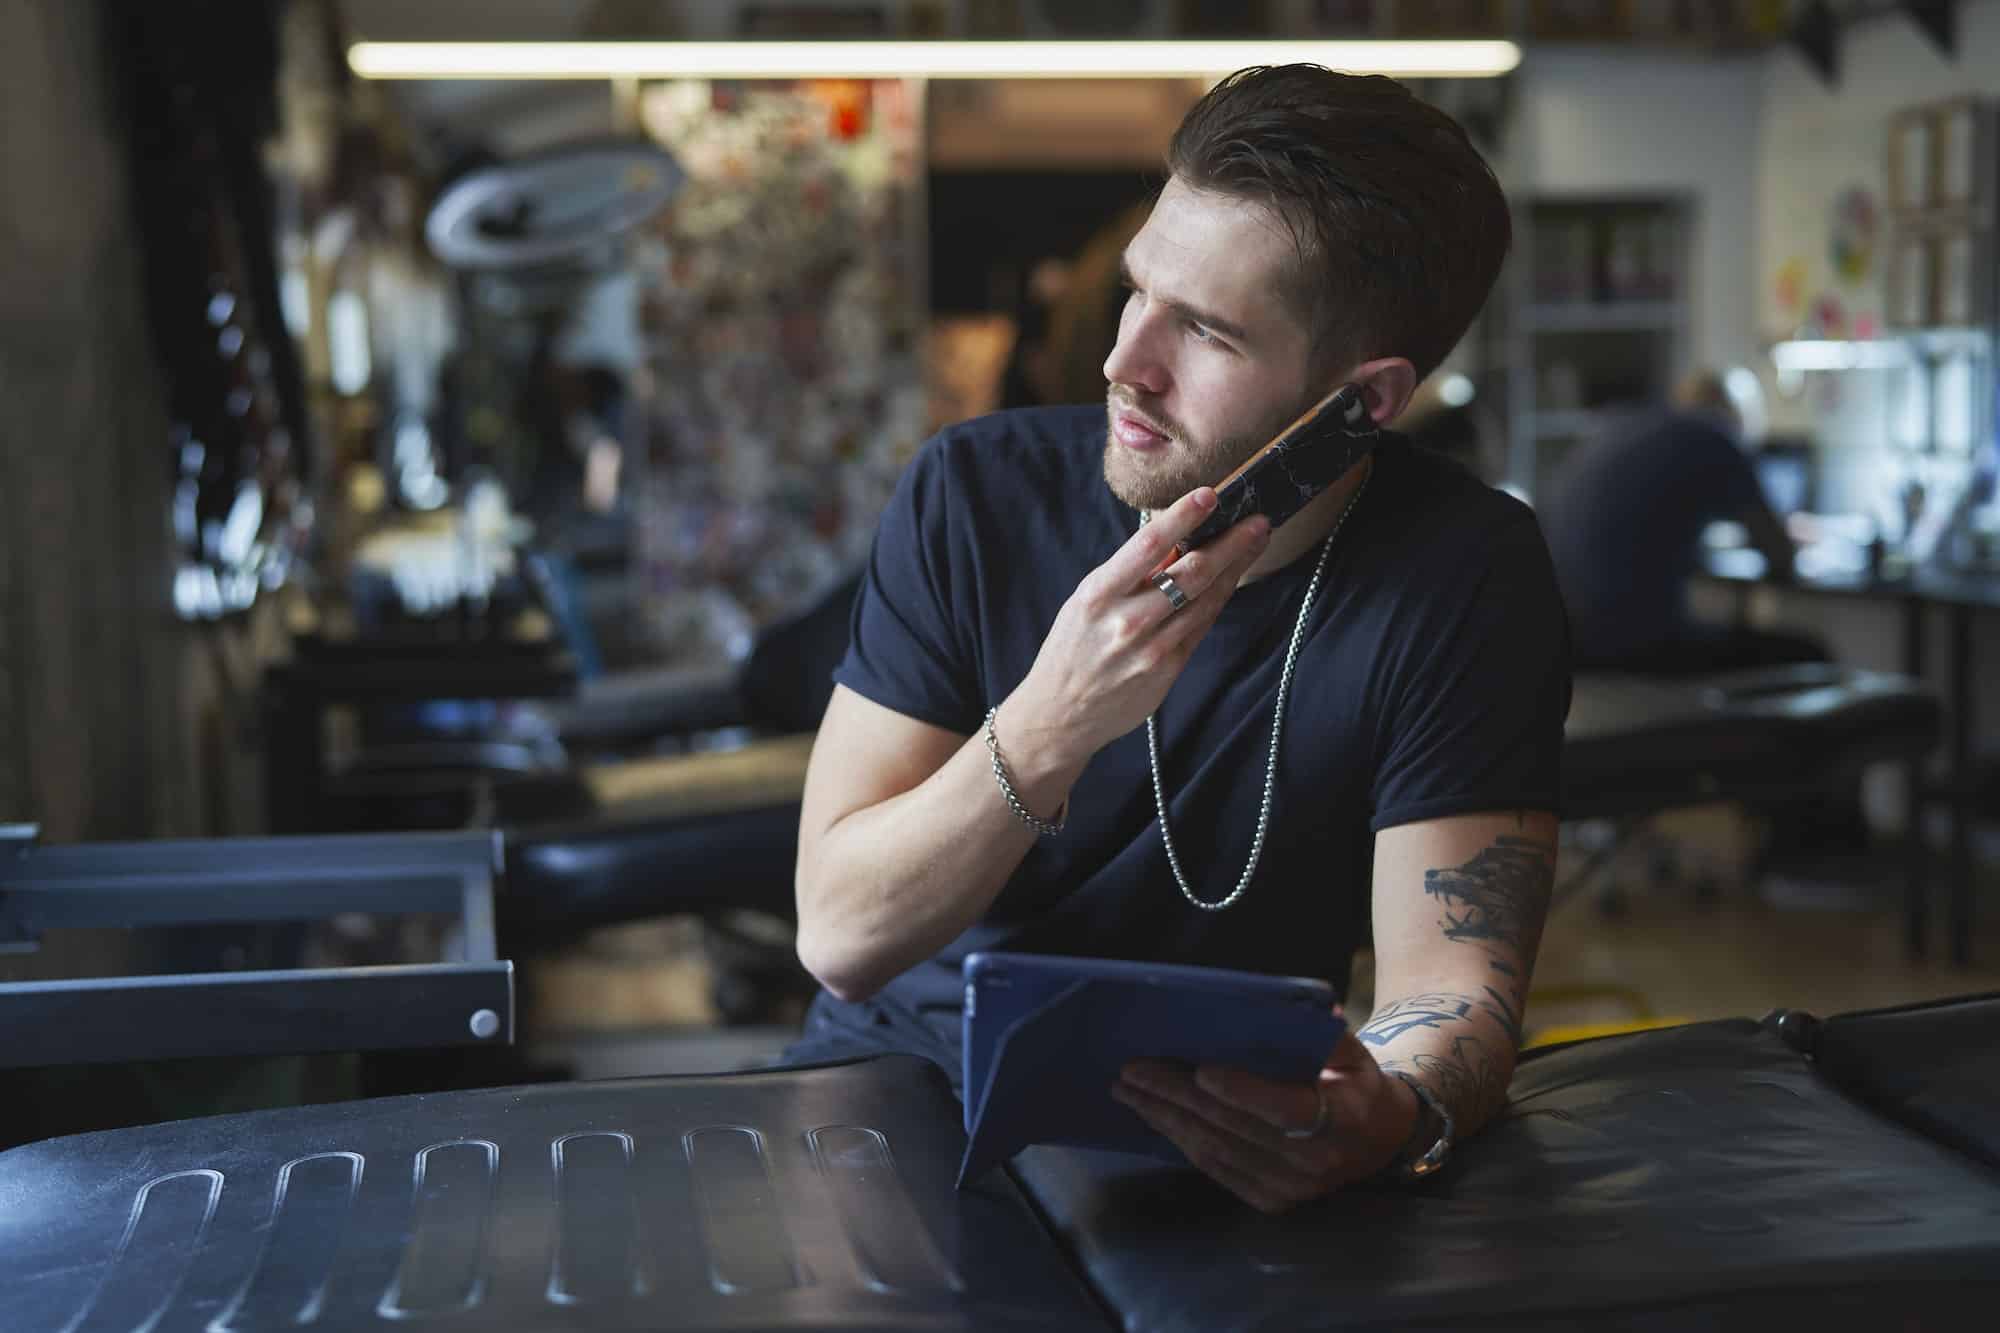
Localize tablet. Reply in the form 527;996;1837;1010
957;951;1343;1184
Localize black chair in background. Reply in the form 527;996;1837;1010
496;567;862;1023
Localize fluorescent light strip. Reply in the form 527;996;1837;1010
347;39;1522;81
1769;340;1911;372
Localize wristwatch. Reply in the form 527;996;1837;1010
1386;1071;1455;1181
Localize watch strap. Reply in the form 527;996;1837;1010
1385;1070;1455;1181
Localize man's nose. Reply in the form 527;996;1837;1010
1103;312;1168;397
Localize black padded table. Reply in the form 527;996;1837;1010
1015;1008;2000;1331
1562;662;1939;821
1695;556;2000;963
0;1056;1104;1333
5;996;1999;1332
1563;662;1941;955
499;664;1941;947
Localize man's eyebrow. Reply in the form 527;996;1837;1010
1118;254;1252;345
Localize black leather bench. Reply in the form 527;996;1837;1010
1562;662;1940;822
7;993;1996;1332
503;664;1943;933
491;662;1944;1003
1561;662;1940;952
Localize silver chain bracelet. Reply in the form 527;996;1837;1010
984;705;1066;836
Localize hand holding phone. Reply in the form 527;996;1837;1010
1177;381;1378;553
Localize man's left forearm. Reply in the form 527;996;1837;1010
1356;989;1523;1138
1110;816;1554;1212
1359;818;1557;1141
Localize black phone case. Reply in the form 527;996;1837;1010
1177;382;1378;552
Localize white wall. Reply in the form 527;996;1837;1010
1751;4;2000;837
1508;29;2000;852
1756;1;2000;339
1754;3;2000;514
1514;46;1766;375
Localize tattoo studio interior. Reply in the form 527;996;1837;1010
9;2;2000;1328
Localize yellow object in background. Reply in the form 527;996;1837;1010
1524;980;1687;1049
1526;1016;1691;1050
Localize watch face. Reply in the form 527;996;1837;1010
1409;1134;1451;1176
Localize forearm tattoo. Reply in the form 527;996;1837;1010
1354;992;1472;1044
1362;827;1555;1134
1378;1039;1509;1129
1423;834;1551;947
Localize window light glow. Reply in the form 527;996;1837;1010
347;39;1522;82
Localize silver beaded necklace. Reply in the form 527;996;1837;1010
1146;467;1371;911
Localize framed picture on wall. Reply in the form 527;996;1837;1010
1936;98;1992;215
1887;231;1937;328
1888;107;1936;214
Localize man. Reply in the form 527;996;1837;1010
1541;369;1812;674
790;66;1571;1213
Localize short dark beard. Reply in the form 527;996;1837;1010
1101;388;1315;511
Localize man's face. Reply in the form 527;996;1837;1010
1103;176;1324;511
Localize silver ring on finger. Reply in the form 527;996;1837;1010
1282;1082;1331;1141
1151;570;1190;613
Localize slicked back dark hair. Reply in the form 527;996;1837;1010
1167;64;1511;382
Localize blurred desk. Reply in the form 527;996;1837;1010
1695;552;2000;964
265;626;579;836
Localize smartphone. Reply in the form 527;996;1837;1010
1177;381;1378;553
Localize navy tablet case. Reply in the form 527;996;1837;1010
958;952;1344;1185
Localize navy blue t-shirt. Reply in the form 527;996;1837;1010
1540;408;1769;668
804;405;1570;1074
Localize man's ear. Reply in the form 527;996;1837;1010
1342;358;1418;425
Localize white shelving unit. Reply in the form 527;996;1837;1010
1503;195;1693;501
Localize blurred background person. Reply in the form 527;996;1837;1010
1540;367;1812;675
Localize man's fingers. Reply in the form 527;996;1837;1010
1192;1064;1324;1137
1114;1082;1298;1213
1097;487;1218;591
1313;1069;1386;1145
1121;1062;1342;1176
1148;518;1267;610
1152;524;1270;653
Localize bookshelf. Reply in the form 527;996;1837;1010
1503;195;1693;500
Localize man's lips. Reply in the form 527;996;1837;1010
1112;411;1171;451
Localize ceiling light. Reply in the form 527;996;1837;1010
347;39;1522;82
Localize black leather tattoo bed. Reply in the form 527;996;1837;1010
5;992;1996;1332
495;662;1942;947
0;659;1962;1329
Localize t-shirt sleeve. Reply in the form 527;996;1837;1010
830;437;984;734
1370;512;1573;831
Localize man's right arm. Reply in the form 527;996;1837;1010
1737;494;1796;580
794;486;1271;1002
792;685;1083;1002
1715;439;1796;579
